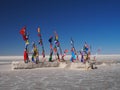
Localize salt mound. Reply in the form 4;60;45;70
59;63;67;68
12;60;96;70
69;62;94;70
62;62;96;70
12;61;59;70
101;63;107;66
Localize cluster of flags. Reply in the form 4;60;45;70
48;31;63;61
19;26;69;62
19;26;45;63
19;26;101;63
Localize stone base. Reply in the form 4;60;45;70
12;61;59;70
12;60;96;70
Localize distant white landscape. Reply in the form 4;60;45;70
0;54;120;61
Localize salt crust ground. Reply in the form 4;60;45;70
0;55;120;90
0;64;120;90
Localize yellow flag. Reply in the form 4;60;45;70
26;40;29;45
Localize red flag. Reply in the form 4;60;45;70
19;26;27;41
19;26;26;35
64;49;68;53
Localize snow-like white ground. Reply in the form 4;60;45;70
0;54;120;62
0;55;120;90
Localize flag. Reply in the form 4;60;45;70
54;31;58;41
71;38;74;47
38;27;40;33
19;26;26;35
64;49;68;53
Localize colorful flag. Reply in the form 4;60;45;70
19;26;26;35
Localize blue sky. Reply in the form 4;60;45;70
0;0;120;55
